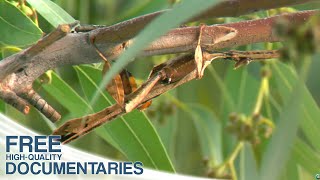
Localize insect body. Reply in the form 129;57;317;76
53;24;241;143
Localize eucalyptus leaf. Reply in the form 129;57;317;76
40;72;93;121
223;67;260;157
271;61;320;150
260;63;304;180
225;67;260;114
153;103;178;164
0;0;42;47
240;143;259;180
282;157;299;180
1;46;21;58
26;0;75;27
119;0;169;21
187;103;223;166
292;139;320;176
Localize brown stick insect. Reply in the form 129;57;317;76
52;24;280;144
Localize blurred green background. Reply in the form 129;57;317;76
1;0;320;179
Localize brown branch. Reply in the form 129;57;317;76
1;10;316;83
142;10;316;56
0;0;317;121
92;0;317;45
0;0;316;81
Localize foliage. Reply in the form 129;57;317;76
1;0;320;179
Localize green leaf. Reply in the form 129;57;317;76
225;67;260;114
207;65;235;113
187;103;223;166
223;67;260;156
292;138;320;176
40;71;93;120
75;65;175;172
1;46;21;58
260;63;304;180
281;157;299;180
153;102;178;163
240;143;259;180
26;0;75;27
271;61;320;151
0;100;5;113
259;89;302;180
0;0;42;47
118;0;169;21
73;66;119;149
93;0;221;107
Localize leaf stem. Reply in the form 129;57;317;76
215;141;244;179
252;76;268;115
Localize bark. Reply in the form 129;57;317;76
0;0;317;122
0;10;316;86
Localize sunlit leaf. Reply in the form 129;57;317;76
26;0;75;27
1;46;21;58
0;0;42;47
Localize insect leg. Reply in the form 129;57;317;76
124;73;162;112
89;36;127;106
124;54;196;112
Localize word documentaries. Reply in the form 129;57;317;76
5;136;144;175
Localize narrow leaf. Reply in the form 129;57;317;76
187;103;223;166
0;0;42;47
26;0;75;27
271;61;320;150
240;143;259;180
40;72;93;120
260;63;305;180
292;138;320;176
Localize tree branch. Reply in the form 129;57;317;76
91;0;317;45
0;0;317;121
1;10;316;84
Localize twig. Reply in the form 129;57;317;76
0;22;79;122
205;50;280;68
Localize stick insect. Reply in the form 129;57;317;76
52;24;280;144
